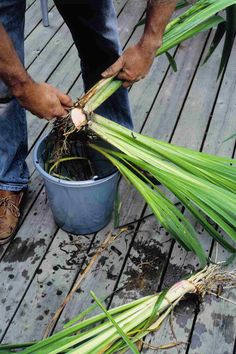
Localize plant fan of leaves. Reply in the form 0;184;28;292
87;114;236;267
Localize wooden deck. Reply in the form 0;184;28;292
1;0;236;352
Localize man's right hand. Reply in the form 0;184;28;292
12;80;73;120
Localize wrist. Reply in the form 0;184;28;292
138;34;162;57
10;75;35;99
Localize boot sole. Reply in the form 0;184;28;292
0;234;15;245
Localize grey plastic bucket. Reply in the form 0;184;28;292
33;136;119;234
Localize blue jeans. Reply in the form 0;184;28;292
0;0;29;192
54;0;133;128
0;0;133;191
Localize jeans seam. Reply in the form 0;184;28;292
0;182;28;192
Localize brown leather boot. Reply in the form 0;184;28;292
0;190;24;245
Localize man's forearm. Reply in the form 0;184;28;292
139;0;178;55
0;23;72;119
0;24;32;97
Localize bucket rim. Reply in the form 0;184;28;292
33;135;119;187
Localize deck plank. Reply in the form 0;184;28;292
25;6;64;68
141;33;208;138
28;23;73;80
25;0;54;38
26;0;36;10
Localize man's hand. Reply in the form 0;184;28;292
102;0;178;88
102;44;156;88
0;24;72;119
13;80;73;120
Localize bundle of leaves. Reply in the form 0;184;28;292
1;266;235;353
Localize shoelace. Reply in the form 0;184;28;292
0;197;20;218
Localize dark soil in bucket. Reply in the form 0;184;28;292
42;128;116;182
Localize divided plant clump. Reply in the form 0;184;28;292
1;265;236;353
43;0;236;268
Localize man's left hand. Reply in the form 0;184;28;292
101;44;156;88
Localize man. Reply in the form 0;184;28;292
0;0;177;244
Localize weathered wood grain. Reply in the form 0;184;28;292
28;23;73;80
142;33;208;138
26;0;36;10
3;230;94;342
114;0;129;14
110;208;173;307
25;0;54;38
25;6;64;67
0;190;58;340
